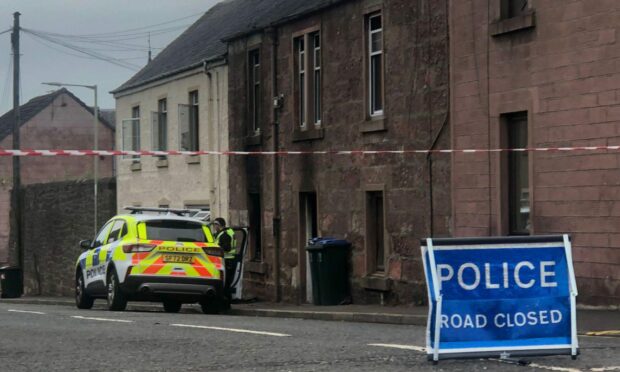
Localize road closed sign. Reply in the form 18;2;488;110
421;235;578;362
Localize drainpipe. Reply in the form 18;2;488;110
269;27;282;302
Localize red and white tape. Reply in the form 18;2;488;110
0;146;619;157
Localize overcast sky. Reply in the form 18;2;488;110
0;0;221;115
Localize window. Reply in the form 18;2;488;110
248;50;260;133
152;98;167;152
121;106;141;160
179;92;199;151
366;191;385;272
501;0;529;19
294;31;322;128
144;220;207;242
367;13;384;117
313;33;321;125
106;220;126;244
506;113;530;235
298;37;306;127
92;221;113;248
249;193;262;261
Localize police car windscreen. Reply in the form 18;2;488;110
145;220;207;243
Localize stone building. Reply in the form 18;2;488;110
111;3;245;217
226;0;451;304
450;0;620;305
0;88;115;265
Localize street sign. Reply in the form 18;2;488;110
421;235;578;362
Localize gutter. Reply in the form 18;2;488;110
268;27;282;303
111;55;227;97
222;0;350;43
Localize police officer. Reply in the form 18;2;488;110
213;218;237;294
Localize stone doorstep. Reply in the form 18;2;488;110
0;297;425;326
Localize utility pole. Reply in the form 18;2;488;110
148;32;152;62
11;11;22;294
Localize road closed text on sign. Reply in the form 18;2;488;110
421;235;578;361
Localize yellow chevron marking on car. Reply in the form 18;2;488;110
194;257;220;277
85;253;94;268
98;248;107;263
112;248;127;261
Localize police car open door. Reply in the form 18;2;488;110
422;235;578;362
229;227;248;300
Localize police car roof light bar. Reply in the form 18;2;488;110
124;206;201;216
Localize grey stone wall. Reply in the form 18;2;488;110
20;178;116;296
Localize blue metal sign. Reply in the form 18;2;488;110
422;235;578;362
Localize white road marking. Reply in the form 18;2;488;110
71;316;133;323
526;364;581;372
367;343;426;353
591;368;620;372
170;323;291;337
8;309;46;315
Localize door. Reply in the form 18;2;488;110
229;227;248;300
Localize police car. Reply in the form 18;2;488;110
75;208;226;313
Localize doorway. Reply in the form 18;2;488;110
299;192;318;303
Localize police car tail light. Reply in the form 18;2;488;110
203;247;223;257
122;244;156;253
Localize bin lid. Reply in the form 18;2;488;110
0;266;19;271
306;237;351;250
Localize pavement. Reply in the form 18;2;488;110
1;295;619;335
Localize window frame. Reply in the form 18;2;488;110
152;98;168;152
106;220;126;245
248;49;261;134
188;90;199;152
121;106;141;160
367;12;384;118
92;221;114;249
293;26;322;131
506;113;530;235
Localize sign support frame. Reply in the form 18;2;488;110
422;235;579;363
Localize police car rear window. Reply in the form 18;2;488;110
145;220;207;243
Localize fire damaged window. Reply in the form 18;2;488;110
505;113;530;235
366;191;385;272
249;193;262;261
501;0;529;19
294;31;322;128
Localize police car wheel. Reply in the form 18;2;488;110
106;269;127;311
75;272;94;309
163;300;182;313
199;298;220;314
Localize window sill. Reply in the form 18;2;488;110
292;126;324;142
186;156;201;165
490;10;536;36
361;116;386;134
246;131;262;146
156;158;169;168
245;260;267;275
130;162;142;172
361;275;392;292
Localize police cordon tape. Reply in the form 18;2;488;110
1;146;620;156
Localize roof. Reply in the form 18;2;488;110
113;0;346;94
0;88;114;143
116;214;207;224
